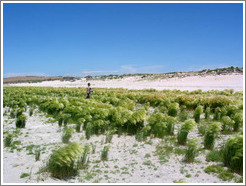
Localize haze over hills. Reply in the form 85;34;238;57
3;66;243;84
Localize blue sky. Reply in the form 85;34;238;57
3;3;243;77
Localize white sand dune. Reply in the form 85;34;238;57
6;73;243;92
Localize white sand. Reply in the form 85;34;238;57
2;107;242;184
6;73;243;92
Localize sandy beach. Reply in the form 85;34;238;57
6;73;243;92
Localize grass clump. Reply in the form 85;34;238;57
85;123;93;140
35;148;41;161
185;138;198;163
79;145;90;169
173;178;188;183
213;107;221;120
221;116;233;132
16;114;27;128
4;134;13;147
206;149;223;162
62;127;75;143
223;133;243;174
204;122;221;150
179;109;188;122
166;116;176;135
193;105;203;123
47;142;83;179
148;113;167;138
204;164;224;174
168;103;179;117
20;173;30;178
204;107;210;119
232;113;242;132
204;164;235;181
75;118;85;132
105;130;114;143
177;120;196;145
16;108;25;118
29;108;34;116
101;146;110;161
198;123;206;136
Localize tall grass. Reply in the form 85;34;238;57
204;107;210;120
223;133;243;174
29;108;34;117
16;114;27;128
75;118;85;132
105;130;114;143
177;120;196;145
185;138;198;163
168;103;179;117
78;145;90;169
193;105;203;123
35;148;41;161
62;127;75;143
101;146;110;161
179;109;188;122
213;107;221;120
233;113;243;132
166;116;176;135
16;108;25;118
4;134;13;147
47;142;83;179
204;122;221;150
221;116;233;132
85;123;93;140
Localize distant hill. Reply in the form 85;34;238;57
3;66;243;84
3;76;80;84
92;66;243;80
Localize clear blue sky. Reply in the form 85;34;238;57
3;3;243;77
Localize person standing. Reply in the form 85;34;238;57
86;83;93;98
